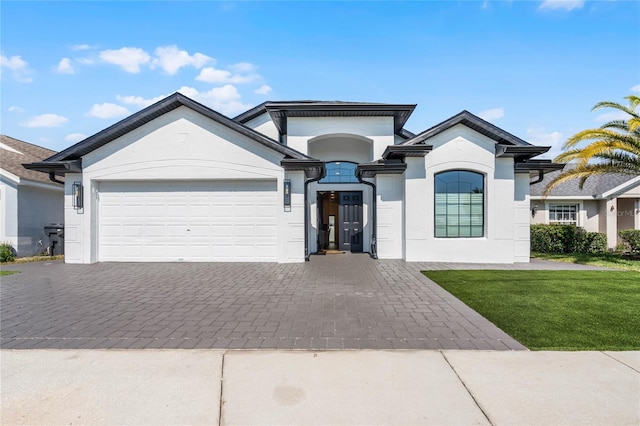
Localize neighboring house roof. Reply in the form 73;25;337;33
530;166;640;198
234;100;416;136
0;135;60;185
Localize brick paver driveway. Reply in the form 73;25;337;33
1;255;598;350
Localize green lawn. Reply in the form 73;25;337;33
532;252;640;272
423;270;640;351
0;270;19;276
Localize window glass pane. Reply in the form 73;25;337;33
319;162;359;183
434;170;484;238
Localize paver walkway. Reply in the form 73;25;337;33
0;255;604;350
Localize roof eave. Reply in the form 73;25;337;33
23;159;82;175
355;160;407;178
382;144;432;160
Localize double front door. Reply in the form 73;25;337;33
319;191;363;252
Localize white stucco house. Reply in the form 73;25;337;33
1;135;64;256
26;93;561;264
530;168;640;249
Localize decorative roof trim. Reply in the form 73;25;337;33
281;159;326;180
355;159;407;178
23;159;82;175
496;145;550;160
382;144;432;160
403;110;533;147
42;93;313;165
263;101;416;134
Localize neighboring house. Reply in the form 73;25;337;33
530;168;640;249
1;135;64;256
26;93;560;264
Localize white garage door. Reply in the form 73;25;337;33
98;180;278;262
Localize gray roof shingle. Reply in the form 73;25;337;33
1;135;59;185
530;165;639;197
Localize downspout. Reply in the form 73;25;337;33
304;175;323;261
357;176;377;259
530;170;544;185
49;172;65;185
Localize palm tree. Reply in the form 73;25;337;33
543;95;640;195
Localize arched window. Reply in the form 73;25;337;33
320;161;359;183
435;170;484;238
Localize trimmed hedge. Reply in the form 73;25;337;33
618;229;640;254
0;242;16;262
531;224;607;254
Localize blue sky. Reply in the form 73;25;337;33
2;1;639;159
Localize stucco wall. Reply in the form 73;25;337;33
287;116;395;160
0;177;18;251
376;174;404;259
405;124;521;263
243;113;280;141
17;184;64;256
65;106;304;264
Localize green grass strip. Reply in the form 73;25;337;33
423;270;640;351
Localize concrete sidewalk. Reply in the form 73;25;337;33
1;350;638;425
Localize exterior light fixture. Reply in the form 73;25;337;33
531;203;538;217
283;179;291;210
72;182;83;209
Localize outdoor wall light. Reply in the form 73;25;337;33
531;203;538;217
284;179;291;210
72;182;83;209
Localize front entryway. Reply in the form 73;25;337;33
317;191;363;252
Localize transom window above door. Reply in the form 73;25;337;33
320;161;359;183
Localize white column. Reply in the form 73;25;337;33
605;198;617;249
635;199;640;230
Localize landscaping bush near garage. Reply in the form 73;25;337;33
531;224;607;254
618;229;640;255
0;242;16;262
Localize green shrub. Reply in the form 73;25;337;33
531;224;607;254
582;232;608;254
618;229;640;254
0;242;16;262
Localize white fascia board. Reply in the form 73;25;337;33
0;168;20;184
19;178;64;191
601;176;640;199
530;195;592;200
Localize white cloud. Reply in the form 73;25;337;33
229;62;256;73
527;127;564;159
116;93;166;108
65;133;88;143
71;44;92;51
151;45;212;75
539;0;584;11
76;57;95;65
255;85;272;95
595;110;630;123
56;58;74;74
20;114;68;128
196;66;258;84
477;107;504;121
99;47;151;73
8;105;25;113
631;84;640;93
86;103;130;119
117;84;252;116
1;54;33;83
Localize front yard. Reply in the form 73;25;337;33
423;270;640;350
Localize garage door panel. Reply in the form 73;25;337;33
98;180;278;262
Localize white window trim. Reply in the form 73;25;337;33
546;201;583;226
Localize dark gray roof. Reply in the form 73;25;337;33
43;93;313;164
0;135;61;185
403;110;535;147
234;100;416;135
530;166;640;197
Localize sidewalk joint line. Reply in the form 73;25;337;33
601;351;640;374
440;351;494;426
218;351;226;426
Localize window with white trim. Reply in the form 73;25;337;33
549;204;578;225
435;170;484;238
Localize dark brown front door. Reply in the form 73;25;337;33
339;192;363;252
